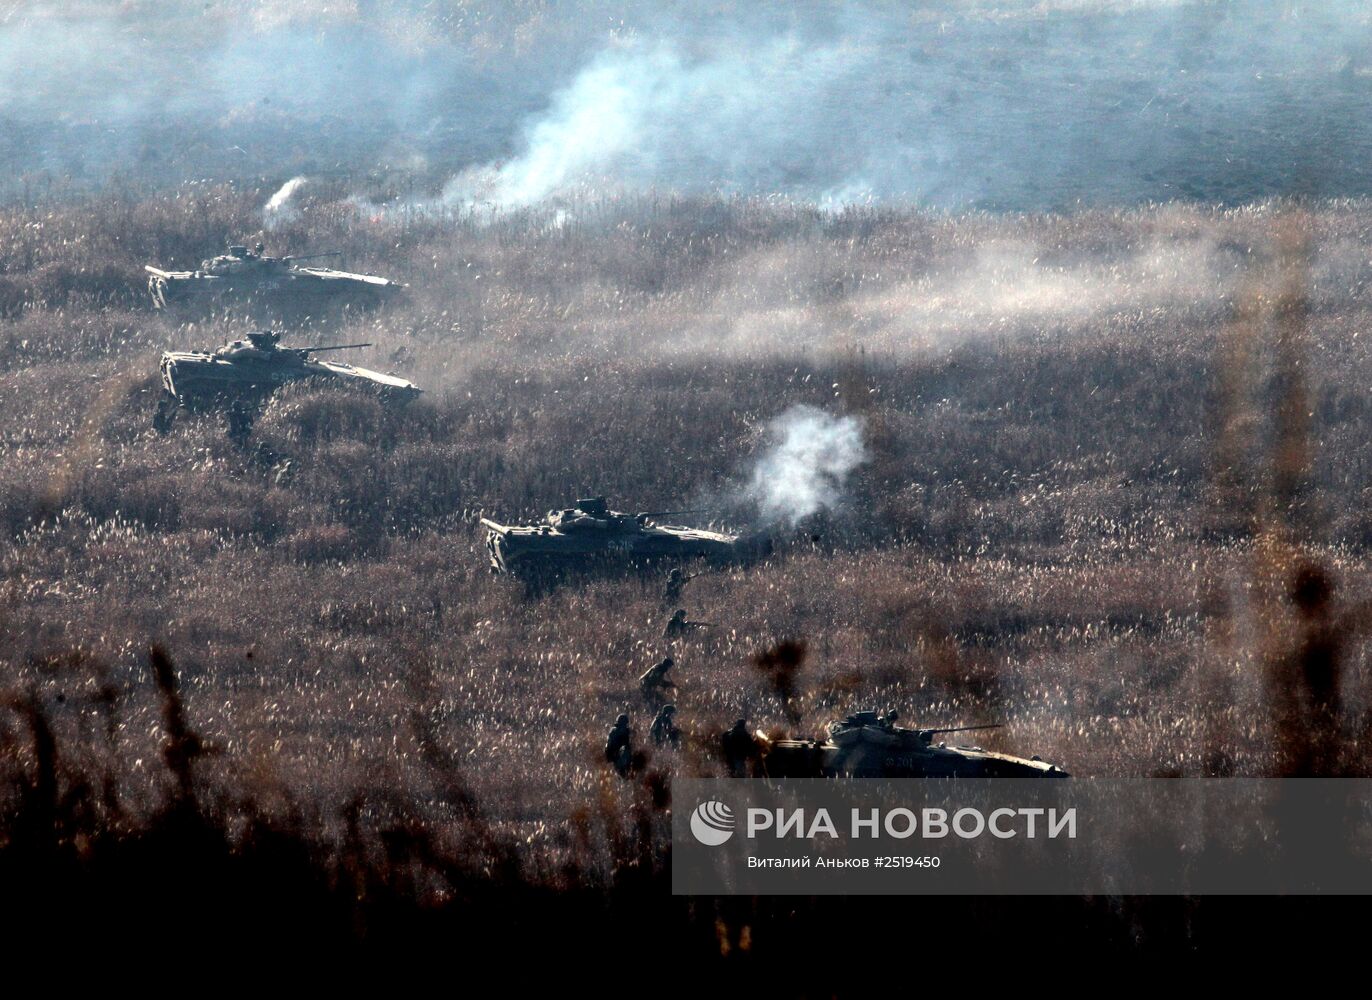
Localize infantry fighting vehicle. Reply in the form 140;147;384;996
762;711;1068;778
156;330;420;420
481;496;771;575
145;243;402;312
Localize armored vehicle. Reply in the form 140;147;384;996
762;711;1067;778
481;496;771;575
157;330;420;415
145;242;402;311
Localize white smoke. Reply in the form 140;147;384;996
440;37;871;212
263;176;308;229
748;406;868;526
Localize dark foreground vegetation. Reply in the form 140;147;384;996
7;647;1365;970
4;186;1372;964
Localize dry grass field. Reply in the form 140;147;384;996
4;185;1372;960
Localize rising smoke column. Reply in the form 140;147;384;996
440;36;873;211
748;406;868;526
432;1;1372;215
263;176;308;229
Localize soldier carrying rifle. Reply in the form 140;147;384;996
664;608;713;639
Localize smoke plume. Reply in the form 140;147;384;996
263;176;308;229
748;406;867;526
440;37;868;210
434;1;1372;214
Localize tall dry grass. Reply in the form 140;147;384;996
4;188;1372;955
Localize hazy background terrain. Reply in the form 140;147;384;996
5;1;1372;208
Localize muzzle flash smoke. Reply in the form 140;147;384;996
747;405;867;526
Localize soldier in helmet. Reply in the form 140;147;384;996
651;704;681;749
664;608;713;639
880;709;900;731
225;397;253;447
153;395;177;435
245;330;280;352
605;713;633;776
639;657;676;701
662;567;694;606
252;439;281;470
721;717;763;777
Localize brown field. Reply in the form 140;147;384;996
4;186;1372;958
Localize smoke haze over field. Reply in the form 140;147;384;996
4;1;1372;209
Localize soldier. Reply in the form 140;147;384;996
153;395;177;435
605;713;633;776
662;567;694;606
651;704;681;749
245;330;280;352
880;709;900;730
252;439;280;469
225;397;253;447
721;717;762;777
639;657;676;700
664;608;713;639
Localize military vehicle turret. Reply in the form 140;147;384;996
145;242;402;312
155;330;419;424
480;496;771;575
762;711;1068;778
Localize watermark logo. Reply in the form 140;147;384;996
689;800;736;846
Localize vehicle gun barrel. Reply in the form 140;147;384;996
640;508;711;518
283;251;344;261
300;342;373;352
920;724;1004;736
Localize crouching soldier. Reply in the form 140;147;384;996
664;608;713;639
651;704;681;750
639;656;676;701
